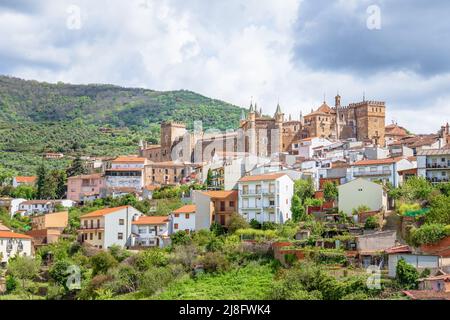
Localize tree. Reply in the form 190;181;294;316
91;252;118;276
227;213;250;233
410;223;448;246
11;185;36;199
0;165;16;186
427;194;450;224
54;170;67;199
323;182;338;203
170;230;191;246
206;168;213;188
400;177;433;202
364;216;379;230
291;194;305;222
66;156;87;177
396;258;419;289
7;256;41;289
294;178;315;201
36;164;57;199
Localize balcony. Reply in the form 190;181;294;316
78;225;104;231
426;163;450;169
426;177;450;184
353;170;392;177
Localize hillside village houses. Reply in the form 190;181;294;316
77;206;142;249
238;173;294;224
4;95;450;293
12;176;36;188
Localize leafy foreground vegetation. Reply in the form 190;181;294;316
0;75;244;174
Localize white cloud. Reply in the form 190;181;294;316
0;0;448;134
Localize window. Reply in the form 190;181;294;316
89;233;93;240
269;200;275;206
118;233;123;240
98;232;102;240
174;223;179;230
185;214;190;219
256;185;261;193
243;185;248;194
229;201;235;208
119;219;124;225
220;201;225;211
174;213;180;218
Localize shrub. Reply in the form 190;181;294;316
90;252;118;276
261;221;277;230
364;216;379;230
227;213;250;233
49;259;72;288
170;231;191;246
410;223;447;246
397;202;421;216
210;222;226;236
134;249;169;271
396;258;418;289
5;275;17;293
249;219;261;229
104;264;140;294
201;252;230;273
139;266;175;296
108;245;131;262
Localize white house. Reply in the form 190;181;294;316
293;137;334;159
9;198;27;216
338;178;388;216
170;204;196;234
18;200;55;216
350;157;415;187
238;173;294;224
0;231;33;265
417;149;450;184
105;156;147;192
131;216;170;248
77;205;142;249
12;176;36;188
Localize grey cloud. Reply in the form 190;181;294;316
293;0;450;77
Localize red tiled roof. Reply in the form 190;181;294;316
385;245;412;254
239;173;287;182
0;231;32;239
81;206;132;218
173;204;196;214
132;216;169;225
403;290;450;300
112;156;147;163
15;176;37;183
353;157;404;166
199;190;238;199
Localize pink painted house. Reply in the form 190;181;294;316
67;173;105;202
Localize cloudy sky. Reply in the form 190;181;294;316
1;0;449;133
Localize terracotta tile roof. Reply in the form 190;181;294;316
112;156;147;163
106;168;143;171
20;200;52;205
132;216;169;225
15;176;37;183
352;157;404;166
199;190;238;199
239;173;287;182
385;245;412;254
68;173;103;180
403;290;450;300
173;204;196;214
81;206;132;218
0;231;32;239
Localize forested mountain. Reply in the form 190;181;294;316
0;75;244;174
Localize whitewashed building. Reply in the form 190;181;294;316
417;149;450;184
105;156;147;192
131;216;170;248
18;200;54;216
349;157;415;187
170;204;196;234
338;178;388;216
77;206;142;249
0;231;33;265
238;173;294;224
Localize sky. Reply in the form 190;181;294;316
1;0;449;133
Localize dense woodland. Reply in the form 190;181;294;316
0;75;244;174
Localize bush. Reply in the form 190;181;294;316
396;258;418;289
249;219;262;229
410;223;448;246
201;252;230;273
139;266;175;296
104;264;140;294
90;252;118;276
49;259;72;289
227;213;249;233
210;222;226;236
5;275;17;293
364;216;379;230
170;231;191;246
261;222;277;230
134;249;169;271
108;245;131;263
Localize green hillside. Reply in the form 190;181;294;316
0;75;245;175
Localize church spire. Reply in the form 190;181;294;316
275;102;282;115
241;109;246;121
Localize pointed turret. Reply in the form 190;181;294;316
275;103;282;116
241;109;246;121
